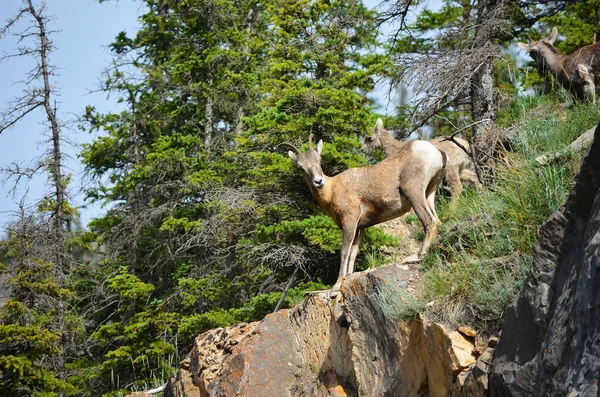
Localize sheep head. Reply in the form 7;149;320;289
362;118;386;153
285;134;326;189
517;27;559;76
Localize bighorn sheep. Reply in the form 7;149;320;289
518;27;600;102
363;119;482;207
283;133;447;291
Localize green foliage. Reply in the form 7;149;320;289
254;215;397;269
0;353;73;396
178;281;328;341
540;0;600;54
362;249;392;270
0;203;85;395
403;214;419;225
0;321;71;396
77;4;391;389
108;269;155;302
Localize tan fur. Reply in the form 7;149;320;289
287;133;446;291
518;27;600;102
363;119;482;208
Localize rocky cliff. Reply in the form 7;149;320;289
490;123;600;396
164;264;491;397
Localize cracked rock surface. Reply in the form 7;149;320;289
163;263;488;397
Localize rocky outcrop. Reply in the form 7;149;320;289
164;264;490;397
490;123;600;396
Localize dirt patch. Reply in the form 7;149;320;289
378;212;423;259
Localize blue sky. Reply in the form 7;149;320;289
0;0;144;227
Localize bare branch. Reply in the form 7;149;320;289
0;7;28;38
383;1;511;133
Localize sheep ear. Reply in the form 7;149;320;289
517;42;530;51
375;118;383;132
316;140;323;155
288;150;298;163
547;27;558;44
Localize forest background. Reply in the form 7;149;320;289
0;0;599;396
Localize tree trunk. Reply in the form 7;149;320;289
28;1;67;392
234;94;246;138
205;72;214;151
233;7;258;142
470;0;504;184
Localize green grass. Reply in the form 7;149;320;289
419;95;600;332
404;213;419;225
363;248;393;269
374;280;425;323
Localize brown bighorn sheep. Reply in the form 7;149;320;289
363;118;482;207
518;27;600;102
283;134;446;291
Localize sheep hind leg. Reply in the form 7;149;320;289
445;164;463;210
406;192;439;258
427;168;446;223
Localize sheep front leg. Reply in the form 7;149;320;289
332;222;359;291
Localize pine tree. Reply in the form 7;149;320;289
0;1;81;395
236;0;395;283
79;0;274;391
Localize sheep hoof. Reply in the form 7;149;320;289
535;155;548;165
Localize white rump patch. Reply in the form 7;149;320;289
410;141;443;167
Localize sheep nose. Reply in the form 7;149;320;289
313;177;324;188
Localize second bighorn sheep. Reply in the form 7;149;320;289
284;133;447;291
518;27;600;102
363;119;482;207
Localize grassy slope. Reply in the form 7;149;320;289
414;95;600;332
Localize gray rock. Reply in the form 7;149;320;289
490;123;600;397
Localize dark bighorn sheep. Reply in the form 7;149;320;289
283;133;447;291
363;118;482;208
518;27;600;102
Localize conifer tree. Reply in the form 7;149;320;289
80;0;274;391
236;0;395;283
0;1;81;395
